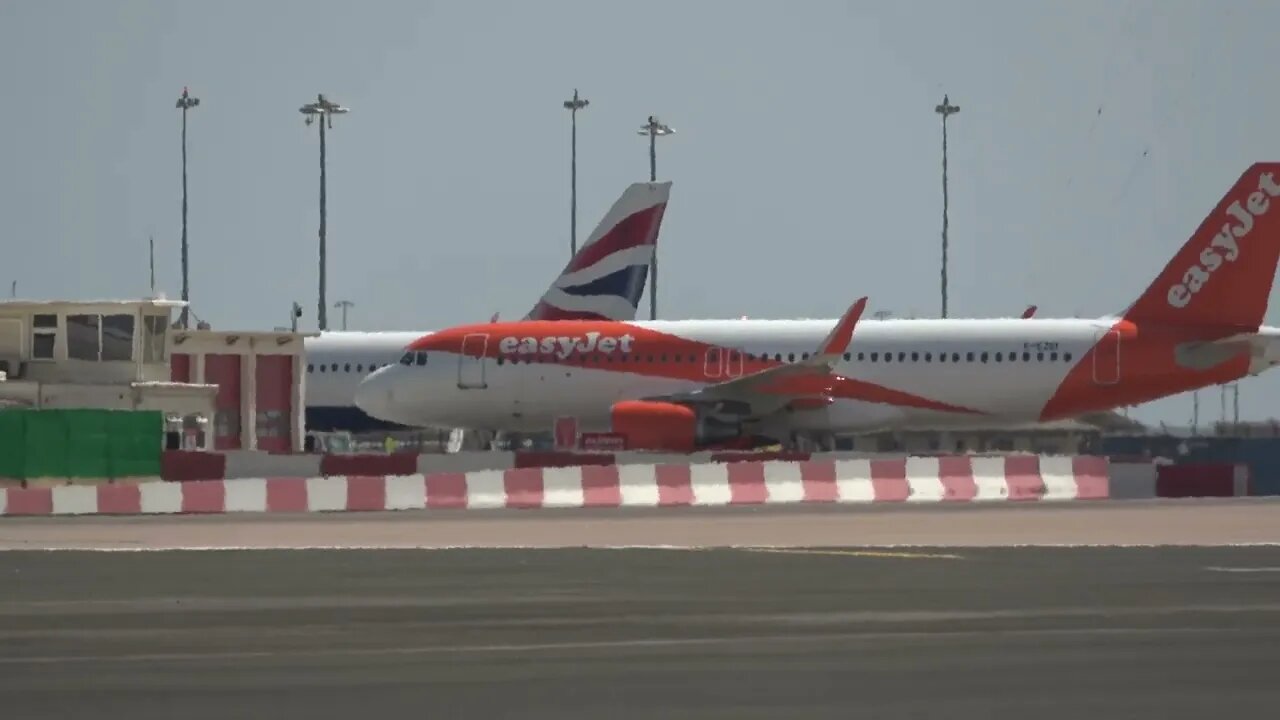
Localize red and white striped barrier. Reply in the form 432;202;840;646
166;449;816;482
1;455;1107;517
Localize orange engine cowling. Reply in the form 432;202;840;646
610;400;698;452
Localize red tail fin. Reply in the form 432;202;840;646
1123;163;1280;330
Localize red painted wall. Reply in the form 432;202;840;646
256;355;293;452
170;353;191;383
203;354;242;450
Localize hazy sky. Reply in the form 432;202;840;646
2;0;1276;425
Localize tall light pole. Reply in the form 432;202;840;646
300;93;349;331
638;115;674;321
935;94;960;319
149;234;156;296
175;86;200;328
563;89;589;258
334;300;354;331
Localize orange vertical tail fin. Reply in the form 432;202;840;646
1122;162;1280;331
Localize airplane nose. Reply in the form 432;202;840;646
355;368;398;422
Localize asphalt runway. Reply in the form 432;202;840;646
3;497;1280;550
2;544;1280;719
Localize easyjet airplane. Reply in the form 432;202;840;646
356;163;1280;451
303;180;671;432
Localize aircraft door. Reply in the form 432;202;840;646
703;348;723;379
458;333;489;389
1092;329;1120;385
725;349;744;378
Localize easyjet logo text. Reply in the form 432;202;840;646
498;332;636;360
1168;172;1280;309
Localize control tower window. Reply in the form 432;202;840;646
142;315;167;363
31;313;57;360
67;314;101;361
101;315;135;361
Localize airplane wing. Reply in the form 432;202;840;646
639;297;868;417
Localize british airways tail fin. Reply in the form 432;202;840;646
525;181;672;321
1122;163;1280;331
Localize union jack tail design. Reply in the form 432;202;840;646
526;182;672;321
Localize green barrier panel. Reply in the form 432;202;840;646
63;409;112;479
21;410;70;479
0;409;164;480
107;409;162;478
0;409;27;478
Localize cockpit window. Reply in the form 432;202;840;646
415;352;427;366
399;352;413;366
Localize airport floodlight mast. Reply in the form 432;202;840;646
334;299;355;331
299;93;349;332
935;94;959;319
563;89;589;257
638;115;674;320
176;86;200;328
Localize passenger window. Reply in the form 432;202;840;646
801;352;810;360
965;352;974;362
843;352;851;361
898;352;906;362
1022;352;1031;361
939;353;946;363
911;352;919;362
788;353;795;362
646;355;654;363
980;352;988;363
774;353;782;362
319;365;326;373
661;354;667;362
994;352;1002;362
857;352;865;361
924;352;932;362
496;357;504;365
952;353;960;362
1064;352;1073;362
1037;352;1045;362
343;363;350;372
885;353;893;363
1050;352;1059;361
870;352;879;362
307;364;314;373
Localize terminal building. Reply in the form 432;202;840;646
0;298;311;452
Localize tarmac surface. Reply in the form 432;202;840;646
3;496;1280;550
2;502;1280;718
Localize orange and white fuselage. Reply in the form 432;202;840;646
356;162;1280;449
356;316;1280;434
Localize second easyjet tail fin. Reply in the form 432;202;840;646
1122;163;1280;330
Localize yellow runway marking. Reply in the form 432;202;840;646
737;547;964;560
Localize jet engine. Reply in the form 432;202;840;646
610;400;743;452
